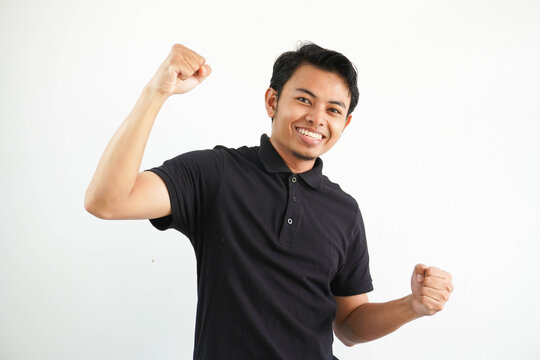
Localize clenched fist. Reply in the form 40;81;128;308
410;264;453;316
147;44;212;97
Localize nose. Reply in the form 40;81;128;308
305;106;326;127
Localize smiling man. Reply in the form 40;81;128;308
85;43;453;360
266;63;352;172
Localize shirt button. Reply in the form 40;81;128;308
292;196;297;202
287;218;293;225
291;177;297;183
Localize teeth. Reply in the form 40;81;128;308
298;128;322;140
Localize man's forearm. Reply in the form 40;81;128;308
85;86;167;212
336;295;422;346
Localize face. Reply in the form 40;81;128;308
265;64;352;169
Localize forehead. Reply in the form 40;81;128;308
282;64;351;104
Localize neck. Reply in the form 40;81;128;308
269;137;316;174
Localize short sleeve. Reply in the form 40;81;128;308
144;149;224;245
330;210;373;296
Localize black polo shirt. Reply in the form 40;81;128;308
146;134;373;360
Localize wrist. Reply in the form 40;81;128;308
405;294;425;319
142;83;170;104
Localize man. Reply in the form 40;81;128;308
85;43;453;359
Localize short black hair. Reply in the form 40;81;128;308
270;42;359;116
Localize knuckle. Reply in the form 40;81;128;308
183;53;199;68
170;53;184;66
427;266;440;276
171;43;184;51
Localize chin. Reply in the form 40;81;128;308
292;150;317;161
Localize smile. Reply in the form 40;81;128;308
296;127;324;140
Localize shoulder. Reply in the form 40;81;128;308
319;175;364;231
213;143;261;166
166;143;255;164
213;143;259;156
156;142;260;173
321;175;360;211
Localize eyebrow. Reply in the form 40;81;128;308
295;88;346;109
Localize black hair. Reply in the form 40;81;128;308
269;42;359;116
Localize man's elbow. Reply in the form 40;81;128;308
334;325;369;347
337;335;369;347
334;332;357;347
84;190;113;219
341;338;356;347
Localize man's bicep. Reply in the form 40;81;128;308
104;171;172;220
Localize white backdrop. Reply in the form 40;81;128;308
1;0;539;359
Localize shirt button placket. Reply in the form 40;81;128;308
290;176;298;205
289;176;297;226
279;174;299;246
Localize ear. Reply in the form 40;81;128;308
343;114;352;130
265;88;278;118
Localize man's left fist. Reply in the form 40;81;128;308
410;264;453;316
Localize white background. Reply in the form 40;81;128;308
1;0;539;359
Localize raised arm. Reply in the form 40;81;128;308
84;44;211;220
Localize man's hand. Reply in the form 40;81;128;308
410;264;453;316
146;44;212;97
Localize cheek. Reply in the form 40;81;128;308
328;122;343;136
272;114;290;135
275;109;296;129
279;100;303;118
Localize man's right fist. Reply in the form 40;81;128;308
147;44;212;97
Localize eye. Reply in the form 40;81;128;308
328;107;341;115
297;97;311;104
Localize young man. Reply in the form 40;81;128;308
85;43;453;359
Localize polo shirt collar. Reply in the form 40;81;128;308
258;134;323;190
